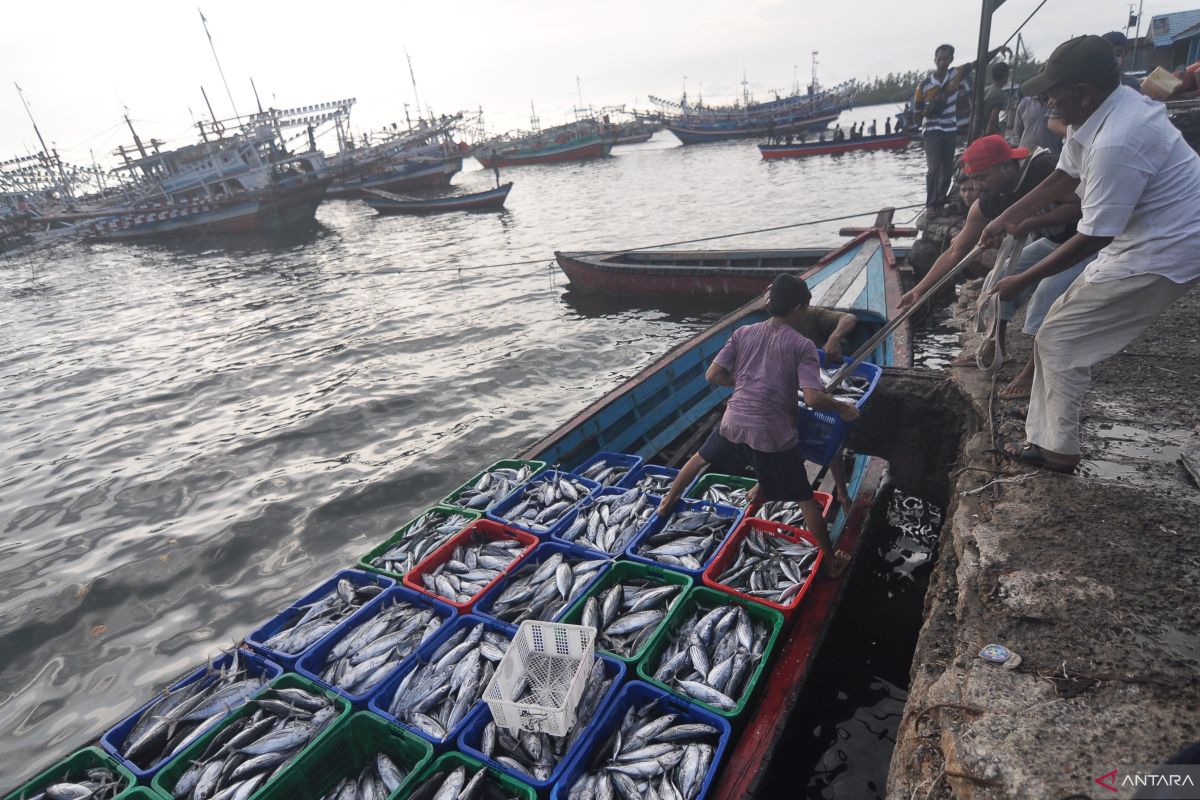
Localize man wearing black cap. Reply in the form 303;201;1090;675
655;274;860;577
980;35;1200;472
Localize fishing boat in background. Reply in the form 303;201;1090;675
759;130;914;159
324;115;464;198
650;72;852;145
364;182;512;215
611;118;660;145
472;111;612;168
32;119;333;241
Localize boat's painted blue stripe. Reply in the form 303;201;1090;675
804;246;861;296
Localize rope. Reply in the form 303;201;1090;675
360;201;925;276
997;0;1052;52
973;234;1027;371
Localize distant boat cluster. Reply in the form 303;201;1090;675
1;79;868;255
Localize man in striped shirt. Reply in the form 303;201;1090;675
914;44;972;207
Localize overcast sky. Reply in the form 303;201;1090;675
4;0;1198;165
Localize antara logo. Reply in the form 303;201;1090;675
1094;768;1197;793
1095;770;1118;793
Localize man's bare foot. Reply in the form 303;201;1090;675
836;489;853;512
998;376;1033;400
822;550;851;579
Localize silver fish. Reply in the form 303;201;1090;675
315;752;408;800
314;598;442;696
369;510;478;576
419;534;525;605
713;529;819;604
561;488;656;555
579;579;682;658
633;508;733;572
262;579;384;655
485;550;607;626
497;472;592;533
579;458;635;488
450;465;535;512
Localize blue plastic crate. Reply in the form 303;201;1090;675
471;540;614;631
570;451;645;489
797;352;882;466
549;680;732;800
553;486;660;558
626;499;743;580
367;614;514;750
487;470;601;538
457;654;626;792
294;585;456;708
618;463;680;495
245;569;394;669
99;647;282;781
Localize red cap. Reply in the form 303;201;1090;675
961;135;1029;175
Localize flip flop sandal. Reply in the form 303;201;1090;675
1001;441;1077;474
998;381;1032;400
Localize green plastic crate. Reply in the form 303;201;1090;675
636;586;784;720
685;473;757;508
256;711;432;799
117;790;163;799
559;560;692;664
405;752;536;800
358;505;482;580
150;673;350;800
441;459;547;510
4;746;135;800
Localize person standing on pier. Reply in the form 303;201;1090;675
656;275;859;577
983;62;1011;136
914;44;971;207
981;35;1200;472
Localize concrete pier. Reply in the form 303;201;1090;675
886;283;1200;799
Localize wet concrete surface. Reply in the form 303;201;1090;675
887;282;1200;799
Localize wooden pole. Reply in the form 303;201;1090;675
969;0;995;141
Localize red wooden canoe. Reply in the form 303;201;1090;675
759;131;913;159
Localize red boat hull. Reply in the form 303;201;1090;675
759;132;913;159
475;140;610;168
555;249;829;298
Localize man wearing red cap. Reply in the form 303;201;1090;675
981;36;1200;472
899;134;1088;398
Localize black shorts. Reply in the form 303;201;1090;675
697;430;814;503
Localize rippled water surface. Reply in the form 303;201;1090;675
0;105;926;779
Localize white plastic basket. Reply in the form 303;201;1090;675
482;619;595;736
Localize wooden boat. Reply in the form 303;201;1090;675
555;232;910;301
364;183;512;215
759;130;914;159
474;136;610;168
650;86;850;145
526;209;909;798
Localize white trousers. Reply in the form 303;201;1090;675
1027;273;1198;456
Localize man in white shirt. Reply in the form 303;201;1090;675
981;35;1200;473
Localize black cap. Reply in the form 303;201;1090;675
1022;36;1118;95
767;273;811;315
1101;31;1128;49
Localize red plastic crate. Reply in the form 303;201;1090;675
745;490;835;523
702;516;824;621
401;519;538;612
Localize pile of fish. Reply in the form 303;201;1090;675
496;473;592;533
311;599;444;696
168;685;338;800
384;623;513;740
369;510;478;576
579;578;682;658
797;369;871;408
632;508;733;572
712;529;819;604
561;488;656;554
631;471;675;496
23;767;125;800
484;551;607;626
403;763;522;800
752;500;808;527
416;534;525;605
476;659;613;782
564;703;721;800
262;578;384;656
317;753;409;800
578;458;634;488
451;465;537;511
118;650;268;769
695;482;752;509
649;602;770;711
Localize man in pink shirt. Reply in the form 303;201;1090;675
657;274;860;577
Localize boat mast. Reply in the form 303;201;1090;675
198;9;241;128
201;86;221;139
405;47;423;126
14;82;73;199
